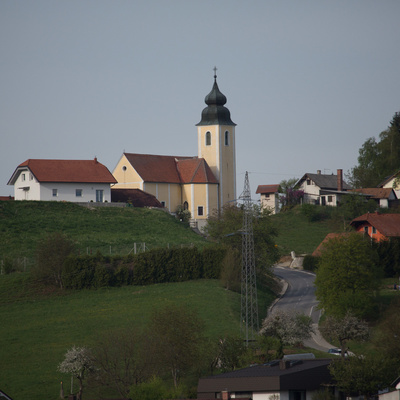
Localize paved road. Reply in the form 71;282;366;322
272;265;333;352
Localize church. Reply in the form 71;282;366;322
112;72;237;229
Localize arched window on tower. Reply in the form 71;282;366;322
206;131;211;146
183;201;189;210
225;130;230;146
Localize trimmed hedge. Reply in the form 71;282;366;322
61;246;226;289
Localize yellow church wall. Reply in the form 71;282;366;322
112;155;143;189
142;182;182;213
182;183;219;219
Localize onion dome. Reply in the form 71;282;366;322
196;70;236;126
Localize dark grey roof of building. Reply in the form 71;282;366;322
197;359;333;396
297;173;351;191
196;75;236;127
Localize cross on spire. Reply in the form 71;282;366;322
213;66;217;80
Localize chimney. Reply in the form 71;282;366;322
337;169;343;192
279;360;290;370
221;390;230;400
317;170;321;175
94;157;98;163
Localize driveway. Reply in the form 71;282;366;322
271;265;333;352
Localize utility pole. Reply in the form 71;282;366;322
239;171;259;344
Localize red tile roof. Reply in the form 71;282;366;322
8;159;117;184
177;158;218;184
312;233;352;257
350;212;400;237
124;153;218;184
256;184;280;194
351;188;394;199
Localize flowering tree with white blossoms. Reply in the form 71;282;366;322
58;346;94;400
260;309;314;359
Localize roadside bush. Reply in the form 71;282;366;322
303;255;319;272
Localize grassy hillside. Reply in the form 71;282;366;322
0;201;208;261
0;273;276;400
272;206;343;255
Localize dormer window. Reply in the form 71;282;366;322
206;131;211;146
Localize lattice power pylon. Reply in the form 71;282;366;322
239;171;259;344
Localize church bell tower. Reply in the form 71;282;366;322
196;69;236;210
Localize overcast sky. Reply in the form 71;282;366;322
1;1;399;199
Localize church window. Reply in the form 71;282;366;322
52;189;58;197
76;189;83;197
122;166;127;171
205;131;211;146
225;131;230;146
183;201;188;210
198;206;204;216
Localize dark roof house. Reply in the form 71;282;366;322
197;359;334;399
296;169;351;206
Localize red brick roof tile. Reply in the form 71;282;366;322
9;159;116;184
350;212;400;237
256;184;280;194
124;153;218;184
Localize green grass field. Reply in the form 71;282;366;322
0;273;273;400
271;207;342;254
0;201;208;262
0;201;347;399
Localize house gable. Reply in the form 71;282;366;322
350;212;400;240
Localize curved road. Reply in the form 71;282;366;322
272;265;333;352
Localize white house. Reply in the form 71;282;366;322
198;358;336;400
256;184;281;214
296;169;351;206
378;169;400;200
7;158;117;202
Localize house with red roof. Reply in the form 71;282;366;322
351;187;397;208
7;158;116;202
350;212;400;242
112;73;237;229
256;184;281;214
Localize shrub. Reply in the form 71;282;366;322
303;255;319;272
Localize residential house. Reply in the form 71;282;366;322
197;358;335;400
379;377;400;400
7;158;116;202
378;170;400;200
112;73;237;230
296;169;351;206
351;188;397;209
256;185;281;214
350;212;400;242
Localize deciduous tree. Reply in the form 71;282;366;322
204;204;279;275
92;327;148;398
260;309;314;359
314;233;380;318
34;232;75;288
146;304;206;387
58;346;94;400
320;312;369;357
329;355;394;400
